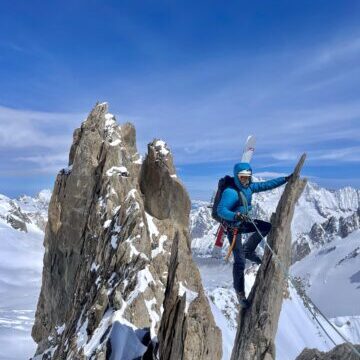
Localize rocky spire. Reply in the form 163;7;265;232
230;154;307;360
31;103;221;359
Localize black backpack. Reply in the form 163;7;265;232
211;175;242;222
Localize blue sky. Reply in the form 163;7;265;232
1;1;360;200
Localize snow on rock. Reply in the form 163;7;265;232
83;310;112;357
76;316;89;350
91;262;100;272
178;281;199;313
103;219;112;228
133;154;143;164
145;212;159;239
151;235;167;258
56;324;65;336
113;266;156;307
154;139;170;156
125;189;137;201
144;297;160;339
106;166;129;177
109;139;121;146
111;234;119;249
32;345;58;360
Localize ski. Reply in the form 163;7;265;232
241;135;256;163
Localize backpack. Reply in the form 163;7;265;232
211;175;243;223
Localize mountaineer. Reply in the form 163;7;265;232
216;162;292;308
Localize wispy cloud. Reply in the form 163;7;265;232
306;36;360;70
0;106;84;149
253;171;289;178
2;30;360;196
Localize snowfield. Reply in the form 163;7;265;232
0;192;47;359
291;229;360;318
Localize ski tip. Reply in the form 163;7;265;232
246;134;256;143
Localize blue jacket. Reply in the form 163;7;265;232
217;162;287;222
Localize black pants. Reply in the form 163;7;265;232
227;219;271;293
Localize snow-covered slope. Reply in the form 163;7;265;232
276;287;360;360
292;229;360;318
0;191;49;360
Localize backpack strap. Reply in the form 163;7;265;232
237;190;249;214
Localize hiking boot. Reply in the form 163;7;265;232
246;252;262;265
236;291;250;309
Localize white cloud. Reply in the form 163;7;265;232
0;105;84;149
253;171;288;178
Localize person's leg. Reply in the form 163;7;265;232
243;220;271;262
227;228;250;308
227;228;245;293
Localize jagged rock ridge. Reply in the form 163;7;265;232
31;103;221;359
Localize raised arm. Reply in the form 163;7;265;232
217;188;238;221
250;176;287;193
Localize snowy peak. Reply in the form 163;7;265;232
0;190;50;233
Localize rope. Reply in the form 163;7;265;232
245;215;360;358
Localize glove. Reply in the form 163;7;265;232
285;173;294;182
234;212;247;222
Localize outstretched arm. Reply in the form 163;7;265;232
250;176;287;193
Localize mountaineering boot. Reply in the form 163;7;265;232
245;252;262;265
236;291;250;309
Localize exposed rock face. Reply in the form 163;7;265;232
291;234;311;263
31;103;221;359
3;200;32;232
322;216;338;236
309;223;326;245
339;210;360;238
296;343;360;360
230;154;307;360
190;204;214;240
292;208;360;263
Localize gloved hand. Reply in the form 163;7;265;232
234;212;248;222
285;173;294;182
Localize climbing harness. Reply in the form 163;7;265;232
225;191;249;262
243;214;360;358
